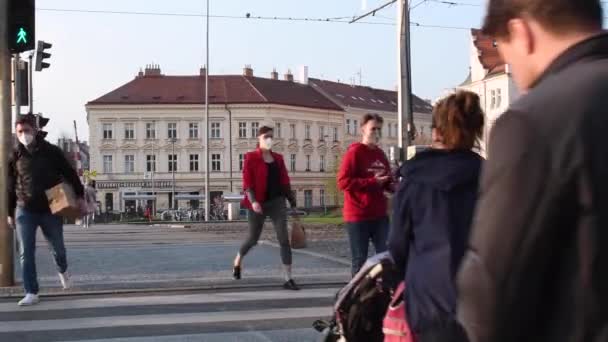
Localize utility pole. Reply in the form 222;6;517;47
0;0;15;287
350;0;414;161
204;0;210;221
151;120;156;213
397;0;414;150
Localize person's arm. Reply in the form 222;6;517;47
337;149;380;191
276;155;296;207
52;145;84;198
242;153;257;202
457;111;550;342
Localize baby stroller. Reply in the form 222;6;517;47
314;252;401;342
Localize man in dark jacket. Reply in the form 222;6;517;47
8;114;84;306
457;1;608;341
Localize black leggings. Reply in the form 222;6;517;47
239;197;292;265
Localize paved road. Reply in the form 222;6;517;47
0;285;337;342
3;224;350;295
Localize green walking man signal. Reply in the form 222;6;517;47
9;0;36;53
17;27;28;44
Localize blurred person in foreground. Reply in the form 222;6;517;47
457;1;608;341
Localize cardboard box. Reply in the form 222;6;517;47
46;183;82;219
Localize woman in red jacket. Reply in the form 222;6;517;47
233;125;299;290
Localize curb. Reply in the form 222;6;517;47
0;280;348;299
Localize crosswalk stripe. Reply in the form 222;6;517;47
0;306;331;333
71;329;316;342
0;288;339;312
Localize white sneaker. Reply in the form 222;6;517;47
18;293;40;306
59;272;71;289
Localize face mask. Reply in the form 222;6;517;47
261;137;273;149
18;133;34;146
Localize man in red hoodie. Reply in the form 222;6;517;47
338;113;393;276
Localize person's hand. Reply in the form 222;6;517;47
7;217;14;229
375;175;391;185
252;202;263;214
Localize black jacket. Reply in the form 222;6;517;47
457;33;608;342
8;136;84;217
389;149;481;336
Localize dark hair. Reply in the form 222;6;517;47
258;126;273;137
432;91;484;150
361;113;384;126
15;114;37;128
482;0;603;37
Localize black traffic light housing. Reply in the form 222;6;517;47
35;41;52;72
8;0;35;53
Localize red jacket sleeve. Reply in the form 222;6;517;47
337;148;379;192
242;153;253;191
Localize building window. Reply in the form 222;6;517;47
334;155;339;170
353;120;358;135
388;124;392;137
146;155;156;172
346;119;351;135
276;123;282;138
305;124;311;140
491;89;496;109
320;189;325;207
146;122;156;139
290;154;296;172
238;122;247;138
333;127;338;142
102;123;113;140
167;123;177;139
239;154;245;171
124;155;135;174
189;154;199;172
211;122;221;138
306;155;311;171
189;123;199;139
320;155;325;172
290;124;296;139
304;190;313;208
319;126;325;141
124;123;135;140
496;88;502;108
168;154;177;172
251;122;259;138
212;154;221;171
103;155;112;173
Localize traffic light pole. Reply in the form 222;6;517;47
0;0;16;287
397;0;414;152
28;52;32;112
13;52;20;116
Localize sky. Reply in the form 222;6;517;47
31;0;487;142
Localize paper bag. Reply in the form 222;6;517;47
46;182;82;219
290;218;307;249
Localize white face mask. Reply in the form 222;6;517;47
261;137;273;150
18;133;34;147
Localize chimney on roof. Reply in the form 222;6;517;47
200;66;207;76
299;65;309;85
243;64;253;77
270;68;278;80
144;64;162;77
137;68;144;78
284;69;294;82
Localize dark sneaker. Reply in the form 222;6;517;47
283;279;300;291
233;266;241;280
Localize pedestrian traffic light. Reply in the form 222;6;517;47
8;0;35;53
35;41;52;72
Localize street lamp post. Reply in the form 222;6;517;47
171;137;177;209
